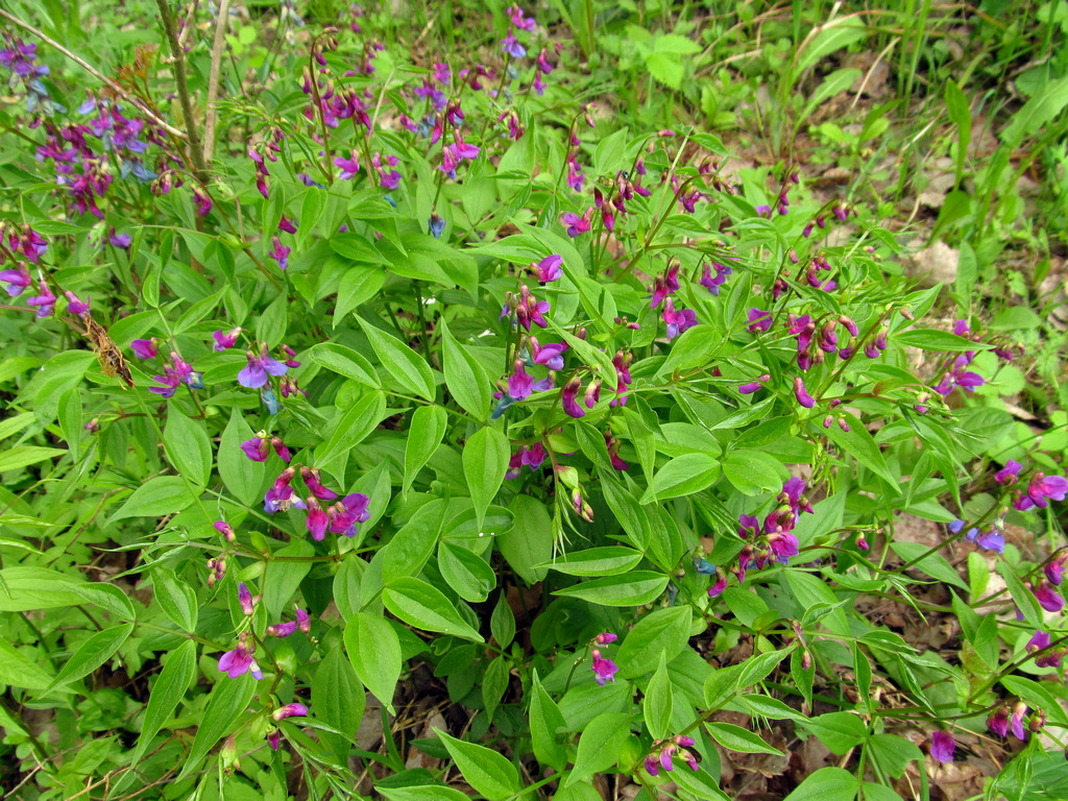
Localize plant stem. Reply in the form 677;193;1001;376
155;0;209;181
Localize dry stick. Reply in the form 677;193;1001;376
0;8;186;140
155;0;209;181
202;0;232;164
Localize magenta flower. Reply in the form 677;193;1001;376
699;262;732;295
590;649;618;685
297;608;311;632
1045;551;1066;585
515;286;550;331
746;308;773;332
213;327;242;351
793;376;816;408
300;467;339;501
218;637;263;679
1032;579;1065;612
507;360;535;400
238;347;289;389
533;254;563;283
272;703;309;721
334;151;361;179
241;436;271;462
0;265;31;297
264;467;305;514
130;338;158;359
929;731;955;763
561;210;591;237
593;632;617;646
305;497;330;541
1018;473;1068;510
994;460;1022;484
269;236;291;271
988;707;1010;738
662;299;696;339
649;262;681;309
530;338;567;371
238;582;255;616
1027;630;1051;656
561;377;584;418
328;492;371;537
767;529;799;562
214;520;235;541
26;280;56;317
501;32;526;58
1010;703;1028;741
278;216;297;234
267;620;298;638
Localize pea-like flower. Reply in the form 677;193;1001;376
929;731;955;763
218;635;263;679
238;346;289;389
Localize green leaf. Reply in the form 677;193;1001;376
131;640;196;763
0;638;55;689
403;405;448;494
49;623;133;689
616;606;692;679
1000;76;1068;146
783;767;858;801
314;640;365;764
735;648;792;691
263;540;314;620
334;265;386;326
305;342;379;387
68;581;136;620
566;712;632;786
865;733;922;779
378;787;472;801
345;613;400;714
218;408;266;507
797;712;867;755
645;52;683;89
153;568;198;631
644;653;673;740
435;729;521;800
889;542;968;590
536;546;644;577
382;577;484;642
178;671;255;779
657;324;720;375
110;476;196;522
316;390;388;465
462;427;510;529
821;412;895;484
639;453;720;503
0;445;66;472
163;408;212;488
482;655;509;721
530;672;567;771
796;18;867;74
0;567;94;611
358;316;435;400
705;721;784;755
722;449;789;495
499;495;552;584
490;594;515;649
439;541;495;603
893;329;993;352
553;572;669;608
439;319;492;421
380;499;447;584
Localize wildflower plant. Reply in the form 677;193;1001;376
0;3;1065;801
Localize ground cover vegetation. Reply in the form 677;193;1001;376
0;0;1066;798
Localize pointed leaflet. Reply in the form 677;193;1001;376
218;408;266;506
530;672;567;771
462;427;510;529
345;612;401;715
357;315;435;400
48;623;133;690
314;642;366;764
382;577;484;642
565;712;632;787
435;729;521;800
616;606;692;679
177;671;255;780
131;639;196;764
439;319;492;420
403;405;448;494
163;407;212;488
643;652;673;740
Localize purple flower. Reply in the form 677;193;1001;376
218;638;263;680
108;229;132;249
213;327;242;351
429;214;445;238
328;492;371;537
501;33;526;58
649;262;680;309
214;520;236;541
1020;473;1068;510
767;529;799;562
988;707;1010;738
507;360;535;400
1010;703;1028;741
699;262;732;295
1032;580;1065;612
238;347;289;389
1045;551;1066;585
515;286;550;331
966;528;1005;554
264;467;304;513
305;497;330;541
241;436;271;462
26;280;56;317
533;254;563;283
561;377;585;418
278;216;297;234
0;266;31;297
662;299;696;339
590;649;618;685
930;731;955;763
530;338;568;371
193;186;213;217
267;620;298;638
1026;630;1051;655
297;608;311;632
793;376;816;408
300;467;339;501
746;308;773;332
238;582;255;615
561;210;592;237
272;703;309;721
334;151;361;179
130;338;158;359
994;460;1022;484
269;236;291;271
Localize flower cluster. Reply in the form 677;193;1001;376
947;519;1005;554
644;735;699;776
648;260;697;340
708;478;814;597
1025;630;1064;668
988;702;1043;742
262;466;371;540
589;632;618;685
